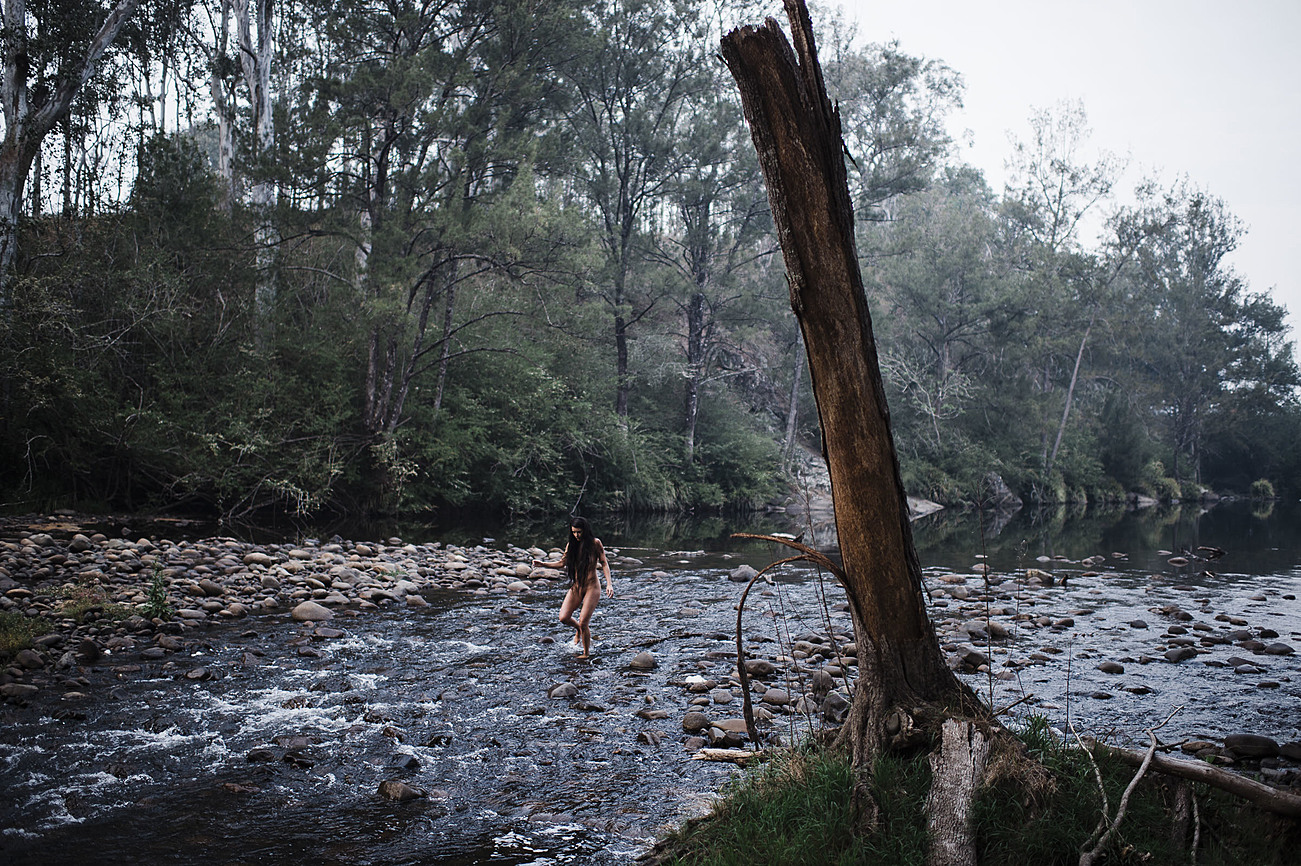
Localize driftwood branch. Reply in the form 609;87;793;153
1089;741;1301;820
692;748;769;766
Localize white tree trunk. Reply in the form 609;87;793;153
208;0;236;211
235;0;278;335
0;0;141;305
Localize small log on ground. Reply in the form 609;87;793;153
1091;742;1301;819
691;748;767;766
926;719;989;866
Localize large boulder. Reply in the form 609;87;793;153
983;472;1022;511
291;601;333;622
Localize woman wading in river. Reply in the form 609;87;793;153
533;517;614;659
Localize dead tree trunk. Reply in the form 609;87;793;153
721;0;982;769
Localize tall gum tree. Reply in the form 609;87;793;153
562;0;710;422
720;0;986;792
0;0;140;304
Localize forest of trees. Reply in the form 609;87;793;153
1;0;1297;522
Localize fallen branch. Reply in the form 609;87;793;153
691;748;769;766
1089;742;1301;820
1080;706;1182;866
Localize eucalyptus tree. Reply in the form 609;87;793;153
0;0;140;303
281;0;581;500
1127;183;1298;485
999;100;1121;488
647;59;775;465
560;0;715;422
870;167;1005;458
819;26;962;232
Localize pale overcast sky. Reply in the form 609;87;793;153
816;0;1301;340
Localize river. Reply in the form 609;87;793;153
1;499;1298;864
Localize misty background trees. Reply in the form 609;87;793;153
2;0;1297;520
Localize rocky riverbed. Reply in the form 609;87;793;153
2;512;1300;863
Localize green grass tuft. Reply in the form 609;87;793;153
0;610;41;659
653;719;1301;866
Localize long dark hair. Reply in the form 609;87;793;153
564;516;597;588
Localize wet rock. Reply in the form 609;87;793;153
1164;647;1197;662
548;682;578;699
708;727;746;747
636;707;670;721
684;736;708;751
198;579;225;597
76;638;103;662
709;689;734;705
1181;740;1218;755
682;712;709;734
637;730;664;746
743;658;775;677
1263;642;1295;656
1280;742;1301;762
683;675;716;693
810;669;835;696
390;753;421;770
291;600;333;622
728;564;758;583
1096;661;1125;674
822;691;849;722
761;688;789;706
15;648;45;670
629;651;657;671
1;683;39;699
1224;734;1280;760
1128;620;1148;629
377;780;425;801
246;748;276;763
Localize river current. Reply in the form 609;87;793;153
2;501;1299;864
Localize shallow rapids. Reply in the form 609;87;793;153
3;515;1300;864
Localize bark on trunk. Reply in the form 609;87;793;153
208;0;236;213
925;720;988;866
721;0;977;767
235;0;278;341
781;344;803;473
1046;316;1093;477
684;290;706;464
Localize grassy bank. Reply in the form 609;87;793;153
651;719;1300;865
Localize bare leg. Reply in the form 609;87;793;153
576;582;601;659
558;585;582;646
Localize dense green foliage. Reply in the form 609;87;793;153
1;0;1297;521
655;723;1301;865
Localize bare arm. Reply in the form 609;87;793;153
596;539;615;597
532;551;566;570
